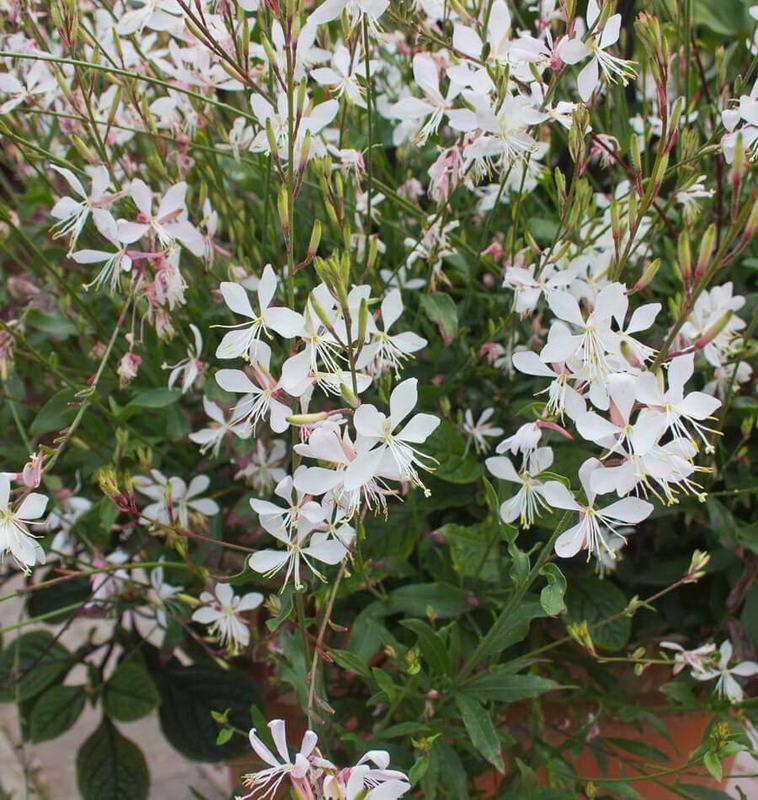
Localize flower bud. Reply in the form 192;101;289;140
696;311;732;349
307;220;321;259
695;223;716;281
633;258;660;292
286;411;330;425
339;383;360;409
677;231;692;285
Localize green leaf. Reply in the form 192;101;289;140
424;421;482;484
128;388;181;408
539;563;567;616
265;585;293;632
462;671;563;704
26;308;78;339
694;0;747;36
30;389;76;435
27;571;90;625
0;631;72;702
420;292;458;345
481;599;548;659
29;685;85;742
566;577;631;652
455;693;504;773
154;665;259;761
103;662;159;722
401;619;450;674
675;785;732;799
702;751;722;782
605;737;671;763
387;582;468;618
76;718;149;800
330;648;371;680
438;521;500;581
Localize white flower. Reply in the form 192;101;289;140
216;341;293;434
636;353;721;453
129;563;181;648
558;0;636;102
50;165;114;251
463;408;504;454
312;44;373;108
192;582;263;653
0;475;47;572
117;0;182;35
310;0;390;32
486;446;554;528
71;212;134;294
235;440;288;494
660;641;717;676
214;265;304;360
323;750;411;799
389;54;458;143
133;470;219;528
162;323;205;394
352;378;440;493
119;180;204;256
693;640;758;703
240;720;318;800
189;396;252;456
0;62;56;115
356;289;427;378
543;458;653;560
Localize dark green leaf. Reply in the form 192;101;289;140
30;389;76;435
539;563;567;616
127;388;180;409
29;685;85;742
462;671;563;704
76;718;149;800
103;662;159;722
154;665;259;761
401;619;449;674
0;631;72;702
566;577;631;652
455;693;504;773
420;292;458;344
330;648;371;680
605;737;671;763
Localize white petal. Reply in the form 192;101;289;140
389;378;418;427
397;413;439;444
249;549;290;574
554;522;586;558
577;57;599;103
16;493;48;521
216;369;257;394
485;456;520;483
600;497;654;524
220;282;255;319
264;307;305;338
542;481;582;511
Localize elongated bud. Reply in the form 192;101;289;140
357;298;369;343
677;231;691;284
261;35;277;68
265;118;278;157
684;550;710;583
744;197;758;239
629;133;642;175
307;220;321;258
299;130;311;169
610;200;622;243
554;167;567;209
627;191;638;231
340;383;360;408
71;135;98;165
651;150;669;193
620;340;643;369
696;311;732;349
695;223;716;280
286;411;330;425
309;290;336;330
633;258;660;291
366;236;379;273
277;186;289;234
